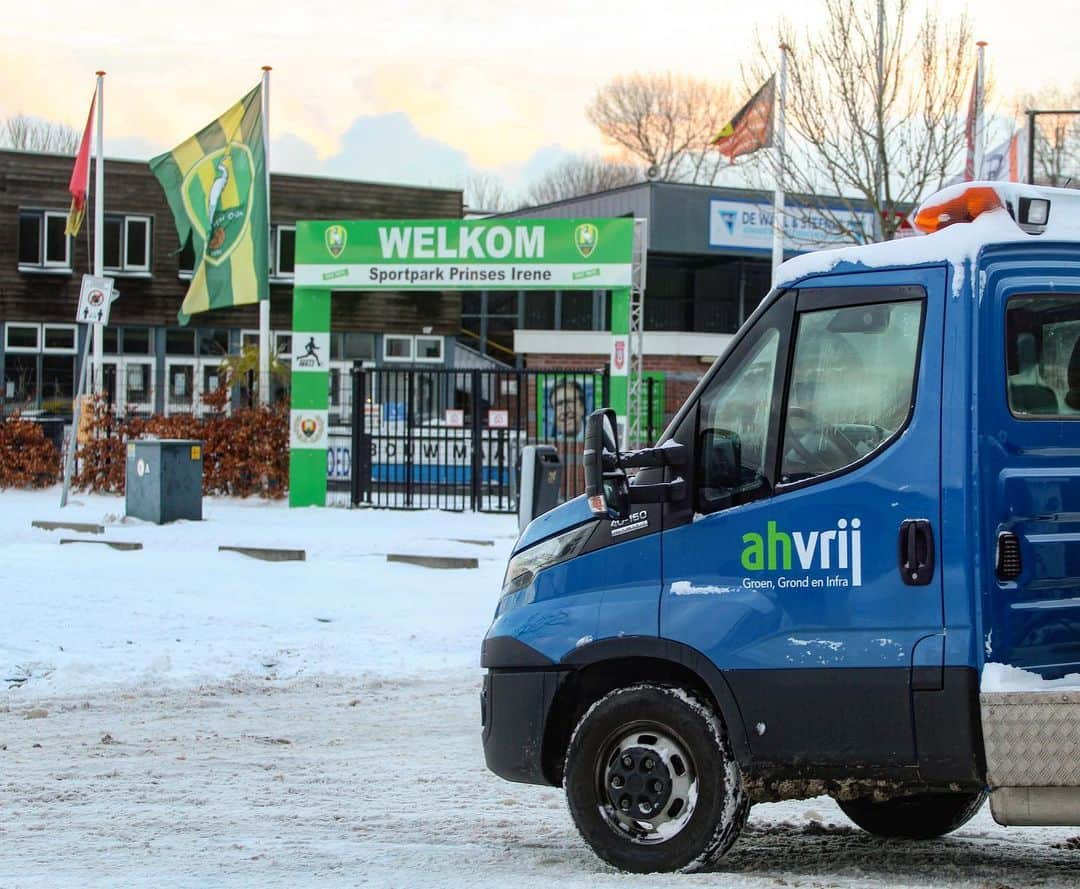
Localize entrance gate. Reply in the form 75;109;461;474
290;217;647;508
348;365;626;511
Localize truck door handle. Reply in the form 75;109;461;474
898;519;934;586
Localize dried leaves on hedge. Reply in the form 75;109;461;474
0;415;61;488
74;395;289;499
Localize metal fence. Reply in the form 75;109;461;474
341;364;660;512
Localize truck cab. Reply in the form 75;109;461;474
481;183;1080;873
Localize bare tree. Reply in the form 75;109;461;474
2;114;80;154
587;73;735;184
1021;84;1080;188
463;172;513;214
746;0;974;243
523;154;641;206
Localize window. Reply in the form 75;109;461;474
696;294;792;512
384;335;413;361
415;336;444;362
41;356;75;408
122;328;152;355
166;330;197;355
276;333;292;356
1006;295;1080;418
343;333;375;360
4;355;37;404
18;211;70;270
561;291;594;331
5;323;41;352
200;329;230;357
202;365;223;394
103;214;151;273
779;297;923;484
43;325;77;353
275;226;295;277
178;235;195;278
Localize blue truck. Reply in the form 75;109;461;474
481;183;1080;873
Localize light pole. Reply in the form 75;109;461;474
1026;109;1080;185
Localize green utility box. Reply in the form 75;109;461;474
125;439;204;524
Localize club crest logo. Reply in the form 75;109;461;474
325;224;347;259
293;413;325;444
180;143;255;266
574;223;598;258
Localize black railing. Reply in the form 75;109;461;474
346;364;622;512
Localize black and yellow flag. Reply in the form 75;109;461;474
150;86;268;324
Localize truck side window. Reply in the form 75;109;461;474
696;297;790;511
780;299;923;484
1005;295;1080;418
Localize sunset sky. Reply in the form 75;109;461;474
2;1;1076;194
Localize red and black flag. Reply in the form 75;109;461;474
712;76;775;161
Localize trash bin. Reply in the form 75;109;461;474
518;444;562;531
125;439;204;524
32;416;67;454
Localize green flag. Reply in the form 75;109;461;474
150;85;267;324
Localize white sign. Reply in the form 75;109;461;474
708;199;876;253
296;263;632;289
292;332;330;372
445;409;465;428
290;409;329;449
610;335;629;378
488;409;509;429
76;274;116;326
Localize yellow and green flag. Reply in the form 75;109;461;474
150;85;267;324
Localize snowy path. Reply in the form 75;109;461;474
1;490;1078;886
1;672;1078;889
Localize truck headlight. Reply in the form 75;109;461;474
501;522;596;598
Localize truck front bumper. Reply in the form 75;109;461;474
481;636;566;786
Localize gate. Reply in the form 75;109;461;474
346;365;660;512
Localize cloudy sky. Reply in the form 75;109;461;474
2;0;1075;194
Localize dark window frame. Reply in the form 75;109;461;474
774;286;927;494
1004;293;1080;421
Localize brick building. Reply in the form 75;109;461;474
0;149;462;419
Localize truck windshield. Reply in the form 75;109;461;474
780;299;923;483
1006;295;1080;418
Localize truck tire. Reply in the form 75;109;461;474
564;683;749;873
837;790;987;839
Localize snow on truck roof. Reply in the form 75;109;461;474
777;182;1080;291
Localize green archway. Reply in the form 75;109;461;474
289;217;639;507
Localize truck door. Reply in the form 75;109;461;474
983;259;1080;678
661;268;946;769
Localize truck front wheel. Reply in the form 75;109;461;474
563;683;749;873
838;790;987;839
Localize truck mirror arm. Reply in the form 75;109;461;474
629;476;686;504
611;442;688;471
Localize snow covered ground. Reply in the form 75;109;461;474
2;488;1078;887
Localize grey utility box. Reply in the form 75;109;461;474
517;444;563;532
125;439;204;524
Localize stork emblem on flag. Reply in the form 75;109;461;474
181;145;255;265
574;223;598;258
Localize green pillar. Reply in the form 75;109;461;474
289;287;331;507
609;286;631;438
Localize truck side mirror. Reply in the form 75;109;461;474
584;408;630;520
697;428;742;511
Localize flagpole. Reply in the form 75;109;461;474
974;42;987;179
771;44;788;287
259;65;272;407
92;71;105;394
